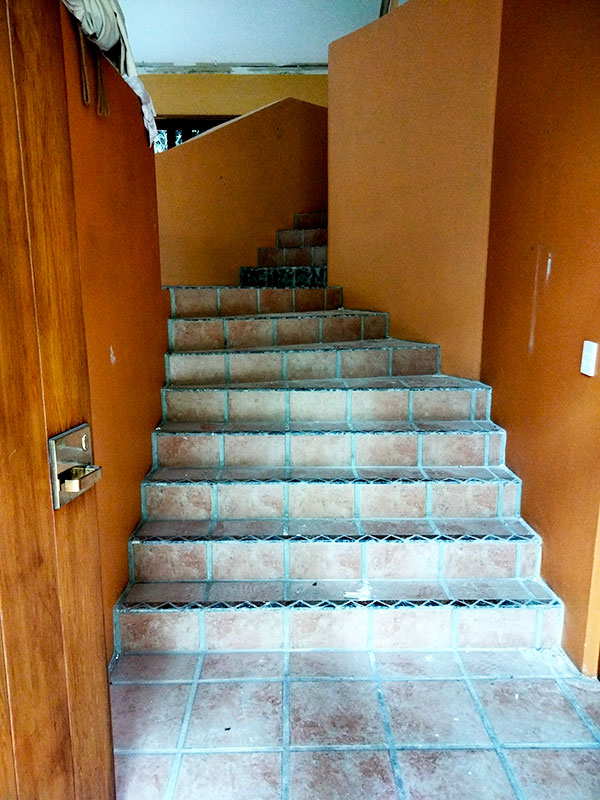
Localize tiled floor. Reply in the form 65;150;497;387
110;648;600;799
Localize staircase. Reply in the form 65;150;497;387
113;212;563;658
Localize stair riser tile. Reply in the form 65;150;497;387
170;287;343;318
170;312;389;351
276;228;328;248
294;211;327;229
155;431;505;469
116;604;559;653
167;344;439;385
163;387;492;424
143;480;521;521
131;538;539;582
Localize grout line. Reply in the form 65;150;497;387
543;657;600;741
224;389;230;424
212;484;218;521
164;654;205;800
169;288;177;318
361;541;368;583
223;318;229;348
216;287;222;315
336;350;341;379
388;348;393;377
369;652;407;800
456;657;528;800
283;540;290;582
470;390;476;421
225;352;231;383
273;318;278;347
206;542;213;582
281;649;291;800
497;482;504;517
198;608;206;650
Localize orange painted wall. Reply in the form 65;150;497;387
143;73;328;117
481;0;600;675
156;98;327;285
328;0;503;378
61;12;169;656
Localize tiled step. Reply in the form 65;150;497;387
130;518;541;582
141;465;521;521
115;577;562;652
169;309;388;351
294;211;327;229
276;227;327;248
154;421;506;469
257;245;327;268
166;339;440;386
162;376;492;424
239;265;327;289
169;286;342;318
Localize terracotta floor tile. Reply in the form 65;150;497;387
564;678;600;729
383;680;490;745
507;749;600;800
110;684;190;749
290;751;397;800
200;652;284;679
376;651;461;679
290;681;386;745
111;654;198;682
114;754;173;800
185;681;282;747
460;649;553;679
474;679;595;744
174;753;281;800
397;749;515;800
289;651;372;678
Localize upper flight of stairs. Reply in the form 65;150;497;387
239;211;328;289
113;213;563;656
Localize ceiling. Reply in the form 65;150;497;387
119;0;382;69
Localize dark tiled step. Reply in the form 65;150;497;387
276;228;327;248
168;286;342;318
166;338;440;386
169;309;388;351
294;211;327;229
256;246;327;268
239;265;326;289
162;375;491;424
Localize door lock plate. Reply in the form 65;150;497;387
48;423;102;510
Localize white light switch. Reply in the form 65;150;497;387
580;340;598;377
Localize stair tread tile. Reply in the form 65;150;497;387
144;465;516;484
164;374;489;391
133;517;539;543
156;420;502;434
171;309;384;322
168;337;436;355
120;576;558;608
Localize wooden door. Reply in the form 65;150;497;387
0;1;115;797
